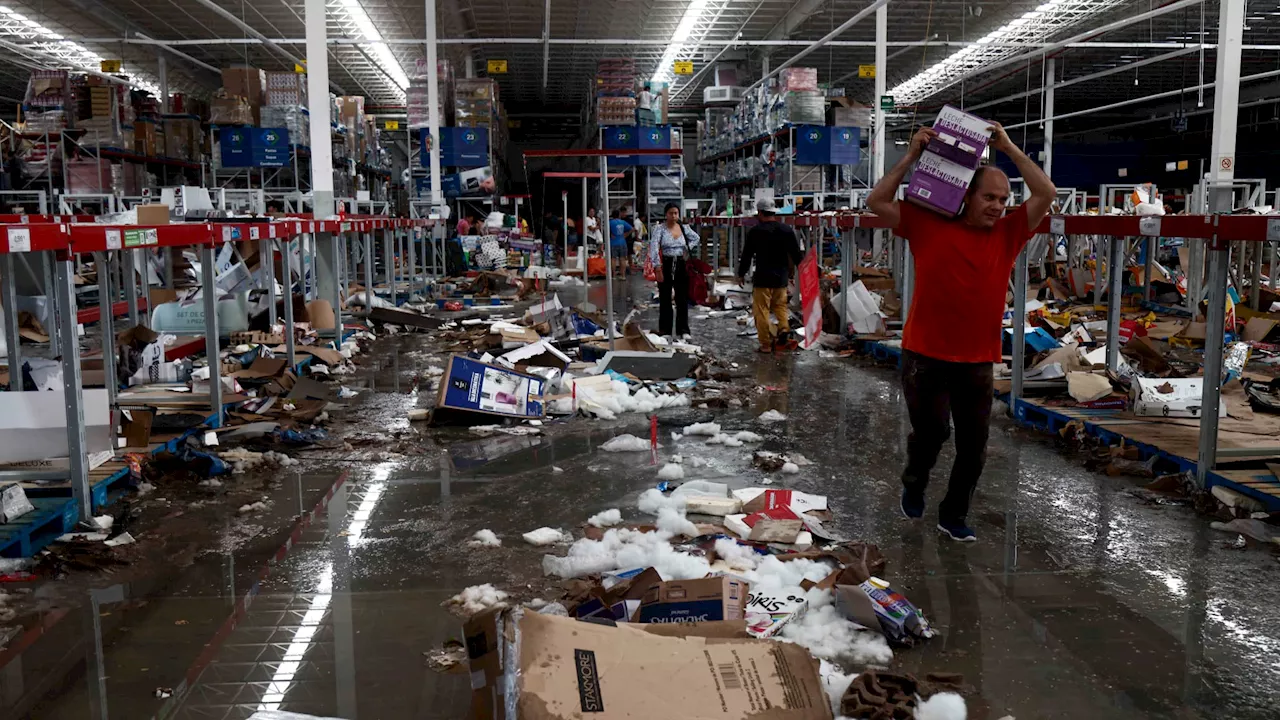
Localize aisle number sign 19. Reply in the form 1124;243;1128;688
674;61;694;76
487;59;508;74
858;64;875;78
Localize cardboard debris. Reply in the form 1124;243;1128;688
636;576;748;624
434;355;546;422
1131;377;1227;418
464;610;832;720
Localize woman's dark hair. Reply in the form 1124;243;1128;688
663;202;679;214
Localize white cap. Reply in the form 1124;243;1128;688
755;198;778;214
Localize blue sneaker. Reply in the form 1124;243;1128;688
937;521;977;542
900;488;924;519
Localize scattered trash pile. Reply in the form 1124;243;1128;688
389;292;739;427
442;478;975;719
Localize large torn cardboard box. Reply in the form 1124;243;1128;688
435;355;546;421
465;610;832;720
635;575;748;624
0;389;112;464
1131;377;1227;418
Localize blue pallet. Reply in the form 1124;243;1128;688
1007;396;1276;509
0;498;78;558
857;339;903;366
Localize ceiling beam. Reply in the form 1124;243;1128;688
187;0;345;94
749;0;891;91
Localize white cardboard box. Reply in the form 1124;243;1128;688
1131;377;1226;418
0;390;112;464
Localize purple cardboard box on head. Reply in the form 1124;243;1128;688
906;105;993;217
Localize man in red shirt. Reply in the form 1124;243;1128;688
866;122;1054;542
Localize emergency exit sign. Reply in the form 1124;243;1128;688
487;59;508;74
879;95;895;110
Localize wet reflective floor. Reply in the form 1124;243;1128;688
3;278;1279;720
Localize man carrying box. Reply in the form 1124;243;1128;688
866;122;1055;542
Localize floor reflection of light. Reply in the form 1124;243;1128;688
256;464;391;711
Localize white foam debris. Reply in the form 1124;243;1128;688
537;601;569;616
671;431;683;442
137;482;155;496
734;431;764;443
638;488;687;514
444;584;510;619
600;434;652;452
552;466;565;474
220;448;296;474
670;455;683;464
706;433;744;447
424;365;446;377
199;478;223;488
712;538;761;571
569;380;692;419
522;527;572;546
781;462;801;474
683;422;721;436
657;463;685;481
655;507;700;538
587;509;623;528
238;501;268;514
779;588;893;668
407;408;430;421
541;527;712;580
820;660;857;719
915;692;968;720
468;529;502;547
758;409;787;423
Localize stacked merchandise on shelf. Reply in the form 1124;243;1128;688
19;70;71;179
162;115;200;161
65;158;123;195
133;94;164;158
408;58;455;130
75;74;123;148
595;58;636;126
772;68;824;126
776;152;822;194
262;71;309;146
212;66;263;125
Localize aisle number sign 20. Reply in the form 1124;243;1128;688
674;61;694;75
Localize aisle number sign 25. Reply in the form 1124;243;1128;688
487;59;508;74
674;61;694;76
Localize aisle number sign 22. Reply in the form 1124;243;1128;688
674;61;694;76
487;59;508;74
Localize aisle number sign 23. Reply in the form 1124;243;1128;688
674;61;694;76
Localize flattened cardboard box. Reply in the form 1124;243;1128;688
466;610;831;720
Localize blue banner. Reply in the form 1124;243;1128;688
219;127;291;168
637;125;672;167
603;126;639;167
794;125;829;165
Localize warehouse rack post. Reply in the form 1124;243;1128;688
523;147;682;350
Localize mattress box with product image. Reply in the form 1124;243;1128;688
435;355;546;420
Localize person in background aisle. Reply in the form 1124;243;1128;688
650;202;700;341
608;209;634;278
866;122;1055;544
736;198;803;353
584;207;603;248
631;212;647;263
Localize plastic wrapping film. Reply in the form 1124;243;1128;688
261;106;309;146
501;608;522;720
211;97;254;125
408;58;455;130
780;67;819;92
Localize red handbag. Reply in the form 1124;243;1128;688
643;254;657;281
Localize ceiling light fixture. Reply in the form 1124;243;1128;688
332;0;409;97
890;0;1129;104
651;0;716;86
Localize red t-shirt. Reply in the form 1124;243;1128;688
896;202;1035;364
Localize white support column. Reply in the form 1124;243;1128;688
305;0;335;218
0;255;20;390
872;4;887;183
1043;57;1055;178
200;244;223;427
581;178;588;271
1198;0;1246;489
601;156;615;349
425;0;444;211
281;238;297;366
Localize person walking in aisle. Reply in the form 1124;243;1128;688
866;122;1055;543
650;202;700;341
608;209;634;278
736;198;803;353
584;207;603;248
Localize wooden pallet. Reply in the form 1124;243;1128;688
0;498;77;558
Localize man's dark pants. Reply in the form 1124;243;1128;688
901;349;995;525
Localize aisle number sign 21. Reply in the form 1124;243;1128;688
674;61;694;76
487;59;508;74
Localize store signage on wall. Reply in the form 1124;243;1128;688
879;95;894;110
858;64;875;78
674;61;694;75
487;59;508;74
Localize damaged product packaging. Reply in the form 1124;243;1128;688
465;609;833;720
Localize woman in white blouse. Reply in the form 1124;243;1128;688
649;203;700;341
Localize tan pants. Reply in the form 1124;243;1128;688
752;287;790;349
